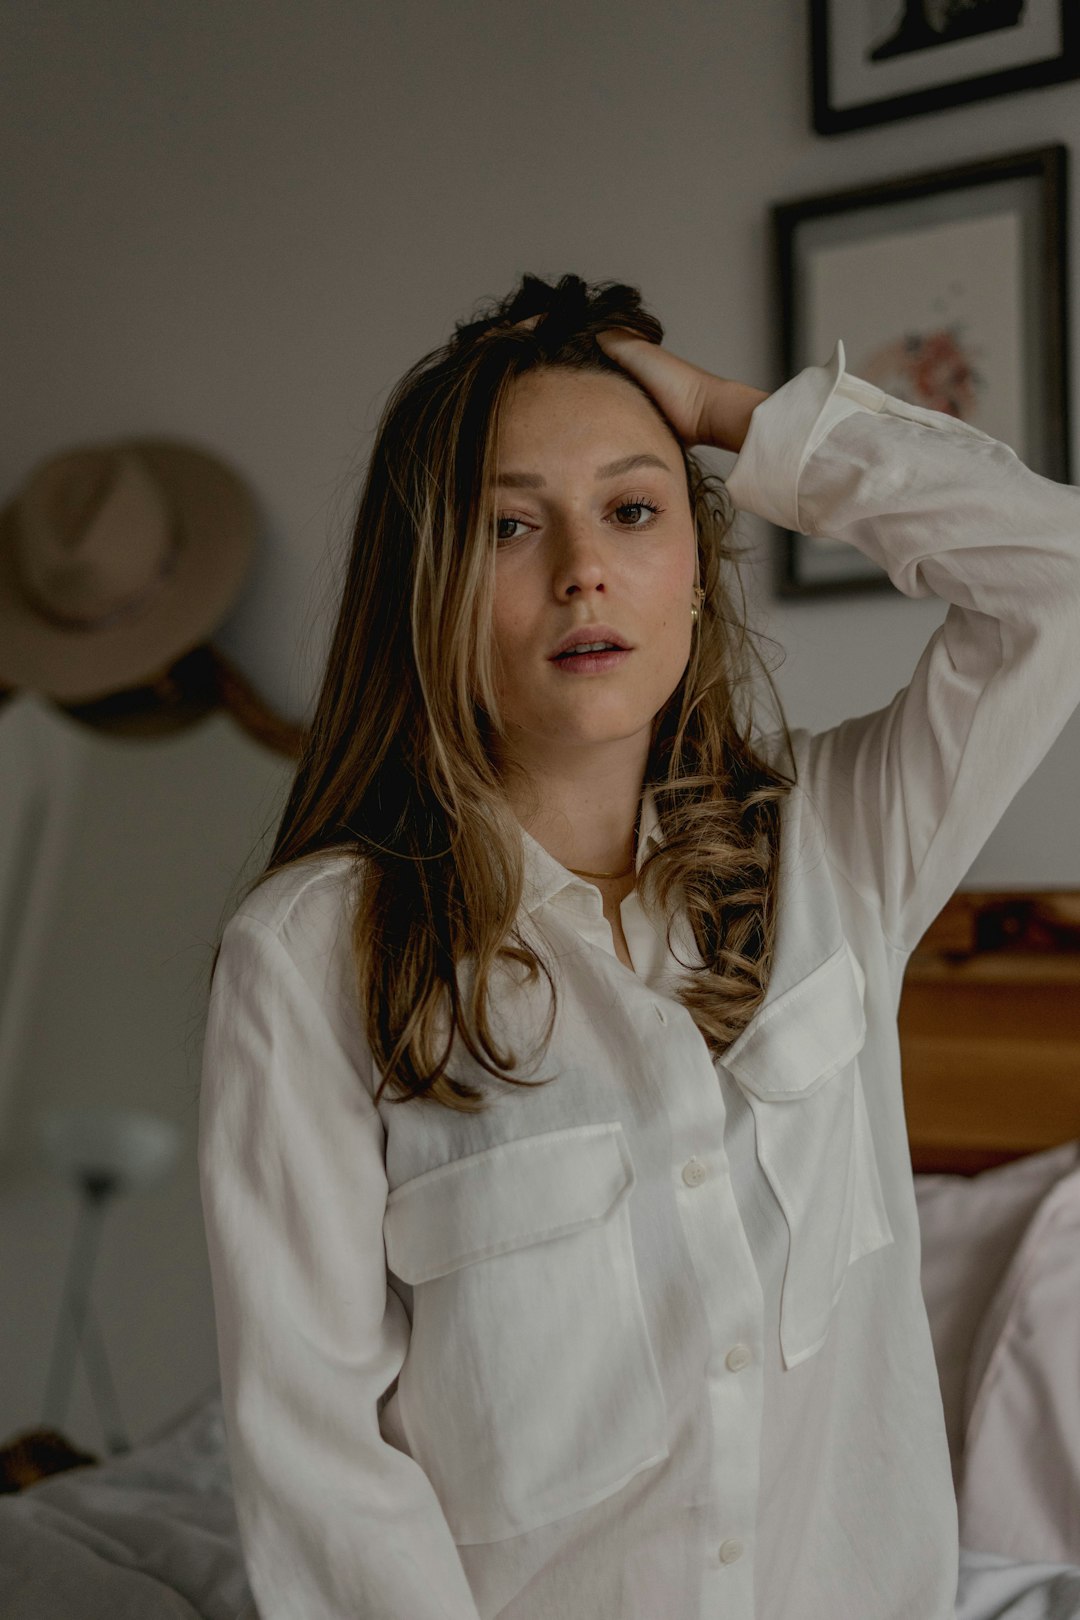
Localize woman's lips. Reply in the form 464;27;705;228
551;648;632;674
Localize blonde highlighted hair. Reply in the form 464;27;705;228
214;273;797;1111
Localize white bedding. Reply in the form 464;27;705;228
0;1387;247;1620
957;1550;1080;1620
3;1139;1080;1618
0;1385;1077;1619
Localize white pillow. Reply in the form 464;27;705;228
957;1154;1080;1565
914;1140;1080;1496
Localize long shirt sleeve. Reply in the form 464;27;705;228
198;911;483;1620
725;338;1080;954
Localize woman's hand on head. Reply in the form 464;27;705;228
594;327;717;448
595;327;769;456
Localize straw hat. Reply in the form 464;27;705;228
0;438;258;702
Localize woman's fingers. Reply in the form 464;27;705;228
594;328;715;447
502;317;721;448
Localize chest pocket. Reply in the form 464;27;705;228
382;1121;669;1545
723;939;895;1371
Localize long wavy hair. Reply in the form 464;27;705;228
213;272;798;1112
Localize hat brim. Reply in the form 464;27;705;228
54;642;222;741
0;439;259;701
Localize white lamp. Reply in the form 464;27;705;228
35;1104;181;1453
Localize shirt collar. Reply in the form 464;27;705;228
519;784;663;915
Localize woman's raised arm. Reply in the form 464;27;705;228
725;339;1080;955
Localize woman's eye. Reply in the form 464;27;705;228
495;516;528;543
494;497;663;546
613;498;663;527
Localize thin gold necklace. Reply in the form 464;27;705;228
565;811;641;881
567;859;635;880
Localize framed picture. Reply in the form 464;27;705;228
811;0;1080;136
772;142;1070;598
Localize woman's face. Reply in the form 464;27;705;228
487;365;698;771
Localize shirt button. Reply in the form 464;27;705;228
719;1538;744;1564
681;1157;707;1187
725;1343;751;1372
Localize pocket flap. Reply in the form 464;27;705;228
384;1121;635;1285
723;940;867;1102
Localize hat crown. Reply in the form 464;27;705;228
16;447;181;631
0;434;258;704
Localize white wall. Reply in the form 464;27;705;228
0;697;291;1450
2;0;1078;1450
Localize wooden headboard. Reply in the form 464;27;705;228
899;890;1080;1176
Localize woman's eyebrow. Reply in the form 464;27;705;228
493;452;672;489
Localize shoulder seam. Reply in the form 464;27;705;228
226;904;377;1105
232;853;356;940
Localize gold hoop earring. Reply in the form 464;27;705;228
691;586;705;625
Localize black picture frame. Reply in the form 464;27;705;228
811;0;1080;137
772;143;1069;598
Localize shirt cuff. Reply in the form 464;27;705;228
723;338;890;533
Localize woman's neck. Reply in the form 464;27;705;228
508;783;642;880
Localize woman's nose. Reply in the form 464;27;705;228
550;520;609;597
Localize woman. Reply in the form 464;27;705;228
198;273;1080;1620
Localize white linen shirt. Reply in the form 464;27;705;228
198;340;1080;1620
